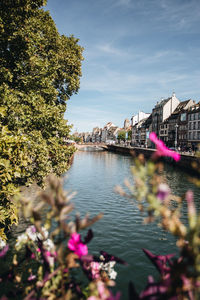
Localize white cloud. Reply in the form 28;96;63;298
139;50;184;64
97;43;125;57
155;0;200;31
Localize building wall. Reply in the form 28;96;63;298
131;112;150;126
163;95;180;122
188;111;200;146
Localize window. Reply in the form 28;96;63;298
180;113;186;121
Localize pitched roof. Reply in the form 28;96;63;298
154;97;171;108
142;113;152;127
188;101;200;113
172;99;193;114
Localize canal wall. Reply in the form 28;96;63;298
106;145;200;176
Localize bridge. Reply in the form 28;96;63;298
75;143;107;150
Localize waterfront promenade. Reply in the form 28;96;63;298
76;143;200;175
105;144;200;175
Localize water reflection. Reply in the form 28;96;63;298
63;151;199;299
6;150;200;299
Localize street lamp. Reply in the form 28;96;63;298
175;124;178;150
145;128;148;148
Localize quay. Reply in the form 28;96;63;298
105;144;200;176
75;143;200;176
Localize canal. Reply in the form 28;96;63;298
63;148;200;299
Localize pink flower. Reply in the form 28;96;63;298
44;250;55;267
149;132;180;161
90;261;100;279
31;253;36;259
28;274;36;281
186;190;196;229
97;281;106;299
0;245;9;258
157;183;170;201
68;233;88;258
45;251;51;257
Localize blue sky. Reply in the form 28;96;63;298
46;0;200;133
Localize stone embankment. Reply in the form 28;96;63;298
106;144;200;176
75;143;106;150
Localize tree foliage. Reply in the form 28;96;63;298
117;130;126;141
0;0;84;237
117;130;131;141
128;130;132;140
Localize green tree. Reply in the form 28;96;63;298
0;0;84;237
70;135;82;143
128;129;132;140
117;130;126;141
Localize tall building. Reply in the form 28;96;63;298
131;111;150;126
124;118;130;130
152;93;180;137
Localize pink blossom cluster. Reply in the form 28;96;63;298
68;232;88;258
90;261;101;279
149;132;180;161
87;281;107;300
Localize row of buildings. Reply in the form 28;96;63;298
77;93;200;151
132;93;197;150
76;119;131;144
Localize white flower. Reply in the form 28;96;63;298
26;226;37;241
109;269;117;280
0;237;6;250
15;233;28;250
98;256;117;280
100;255;105;261
15;226;50;251
43;238;55;252
37;227;48;240
108;261;116;269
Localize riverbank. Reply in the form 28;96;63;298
105;144;200;176
6;148;199;300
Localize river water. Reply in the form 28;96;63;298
5;148;200;299
62;148;200;299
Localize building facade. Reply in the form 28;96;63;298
188;102;200;150
152;93;180;138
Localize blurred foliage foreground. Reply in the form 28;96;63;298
1;134;200;299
